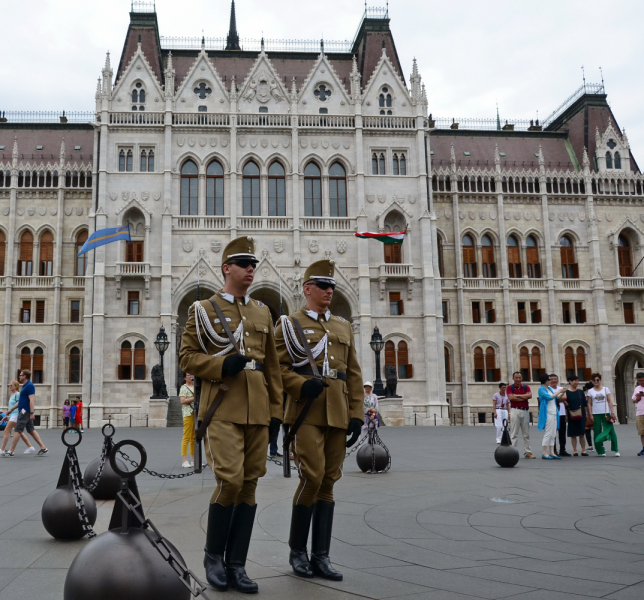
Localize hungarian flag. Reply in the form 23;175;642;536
354;229;407;244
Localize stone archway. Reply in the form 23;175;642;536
249;286;287;324
614;348;644;423
329;290;352;322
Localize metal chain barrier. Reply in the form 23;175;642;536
84;438;109;493
68;449;97;539
117;450;201;479
266;454;298;471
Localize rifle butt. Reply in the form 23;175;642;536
194;376;203;474
282;424;291;478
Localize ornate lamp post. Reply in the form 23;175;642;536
369;326;386;397
154;326;170;371
151;326;170;399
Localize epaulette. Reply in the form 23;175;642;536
256;300;265;308
336;316;346;323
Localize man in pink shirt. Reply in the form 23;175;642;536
632;372;644;457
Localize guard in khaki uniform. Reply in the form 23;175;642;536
275;259;364;581
180;236;283;594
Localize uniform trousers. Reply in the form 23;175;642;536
510;408;532;454
205;420;268;506
293;424;346;507
494;409;508;442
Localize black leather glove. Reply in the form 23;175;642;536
222;354;252;378
268;417;282;441
346;418;364;447
300;378;329;400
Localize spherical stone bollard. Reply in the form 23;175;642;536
494;419;520;468
42;486;97;540
356;443;389;473
64;528;190;600
84;456;127;500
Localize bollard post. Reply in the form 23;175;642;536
87;406;90;429
434;414;437;426
146;415;149;427
130;415;132;428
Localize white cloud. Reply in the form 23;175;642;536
1;0;642;160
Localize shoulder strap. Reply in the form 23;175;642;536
291;316;321;380
208;297;241;354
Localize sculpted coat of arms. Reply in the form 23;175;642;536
243;70;284;103
274;240;284;253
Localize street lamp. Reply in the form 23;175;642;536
369;326;386;397
154;326;170;371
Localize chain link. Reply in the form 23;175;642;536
266;454;298;471
345;432;368;458
84;439;109;493
117;450;199;479
68;450;97;539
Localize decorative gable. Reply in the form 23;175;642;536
361;47;412;117
595;119;631;173
111;43;164;112
297;53;351;114
174;49;230;112
237;51;289;113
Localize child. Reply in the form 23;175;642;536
70;400;78;433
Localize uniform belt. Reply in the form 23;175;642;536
294;366;347;381
244;360;264;372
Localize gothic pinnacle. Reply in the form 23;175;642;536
226;0;241;50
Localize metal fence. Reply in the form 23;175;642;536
0;111;95;124
160;36;353;53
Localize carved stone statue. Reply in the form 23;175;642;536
384;365;400;398
151;364;168;399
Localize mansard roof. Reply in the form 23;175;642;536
0;125;94;163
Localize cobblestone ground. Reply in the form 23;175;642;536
2;424;644;599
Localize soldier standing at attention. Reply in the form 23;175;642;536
180;236;283;594
275;259;364;581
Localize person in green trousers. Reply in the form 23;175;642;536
587;373;619;457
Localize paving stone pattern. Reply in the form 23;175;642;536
1;425;644;599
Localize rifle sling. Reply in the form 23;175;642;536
195;298;243;441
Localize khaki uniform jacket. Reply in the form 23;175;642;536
179;293;283;426
274;309;364;429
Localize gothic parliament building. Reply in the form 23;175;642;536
1;2;643;427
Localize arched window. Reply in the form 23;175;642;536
18;231;33;276
39;231;54;276
329;162;347;217
372;153;379;175
134;341;146;380
520;346;530;381
33;347;44;383
39;170;45;187
132;89;138;103
474;347;485;382
119;150;126;172
462;234;476;277
559;235;578;279
393;153;399;176
606;152;613;169
206;160;225;216
140;150;147;172
147;150;154;172
614;152;621;169
507;235;521;278
526;235;541;278
65;171;71;187
304;162;322;217
397;341;412;379
69;346;82;383
79;171;86;188
565;347;590;381
267;161;285;216
243;161;261;216
437;235;445;277
482;235;496;278
400;153;406;176
379;153;386;175
180;160;199;215
379;87;392;109
576;347;588;380
384;340;396;372
119;341;132;380
76;231;88;276
531;347;542;382
618;234;633;277
474;346;499;382
20;347;31;379
0;230;5;277
444;346;452;382
126;150;133;172
139;89;146;103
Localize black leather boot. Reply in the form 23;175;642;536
204;502;234;591
225;503;259;594
310;501;343;581
288;503;314;578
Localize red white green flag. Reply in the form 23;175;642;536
354;229;407;244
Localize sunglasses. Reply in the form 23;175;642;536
228;259;258;270
313;281;336;291
592;378;601;382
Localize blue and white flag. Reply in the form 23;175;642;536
77;226;131;256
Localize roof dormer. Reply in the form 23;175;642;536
595;120;630;173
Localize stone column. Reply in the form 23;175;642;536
291;115;301;259
198;173;206;215
540;178;559;375
497;190;512;381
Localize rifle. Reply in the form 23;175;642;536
282;424;291;477
193;375;203;473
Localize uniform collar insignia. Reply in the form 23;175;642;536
219;291;251;305
305;308;331;322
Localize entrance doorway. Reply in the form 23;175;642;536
614;349;644;423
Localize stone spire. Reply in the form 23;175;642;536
102;51;113;95
582;146;590;173
230;75;238;102
59;138;66;167
165;52;175;99
450;143;456;171
350;54;361;102
225;1;241;51
410;58;421;103
494;143;500;167
290;77;298;102
95;78;102;101
595;126;602;149
12;137;18;166
538;144;544;167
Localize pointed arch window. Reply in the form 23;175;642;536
384;340;396;371
559;235;578;279
520;346;530;381
605;151;613;169
614;152;621;169
304;162;322;217
268;161;286;217
119;150;126;172
33;347;44;383
39;231;54;276
531;347;543;382
393;154;399;175
147;150;154;172
462;234;476;277
565;346;590;381
482;235;496;278
399;153;406;175
126;150;133;172
75;231;88;276
20;347;31;378
243;161;261;216
180;160;199;215
18;231;33;276
507;235;521;278
474;346;499;382
379;87;392;109
329;162;347;217
69;346;82;384
119;341;132;380
372;153;379;175
207;160;225;216
379;153;386;175
140;150;147;172
618;234;632;276
0;230;5;277
526;235;541;278
397;340;412;379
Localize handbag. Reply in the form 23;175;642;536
569;407;582;420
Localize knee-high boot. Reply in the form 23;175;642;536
204;502;234;591
288;504;314;578
225;503;259;594
310;501;343;581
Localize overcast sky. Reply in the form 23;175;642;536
2;0;643;159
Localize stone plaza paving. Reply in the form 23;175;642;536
2;424;644;600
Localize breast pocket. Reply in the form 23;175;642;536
253;323;268;355
338;337;351;364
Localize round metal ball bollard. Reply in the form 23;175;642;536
42;487;97;540
356;443;389;473
494;419;520;468
64;528;190;600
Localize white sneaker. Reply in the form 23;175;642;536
496;440;501;444
190;461;194;467
24;447;36;454
614;452;620;457
0;450;5;456
181;461;191;468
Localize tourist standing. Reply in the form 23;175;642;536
0;380;33;455
179;372;195;468
538;373;561;460
631;372;644;456
75;396;84;433
587;373;619;457
62;399;71;430
583;381;595;452
561;375;588;456
2;371;47;457
508;372;535;458
550;374;570;457
492;382;510;444
363;382;380;429
70;400;78;432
